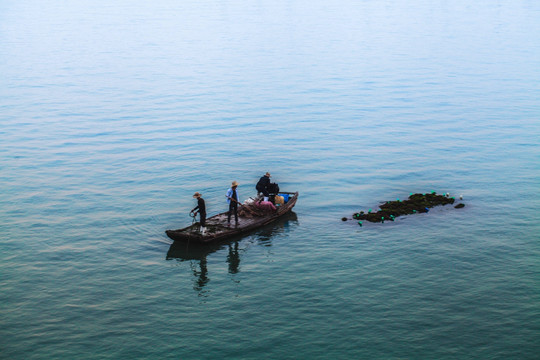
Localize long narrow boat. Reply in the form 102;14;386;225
166;192;299;243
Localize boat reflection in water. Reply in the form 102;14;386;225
166;212;298;293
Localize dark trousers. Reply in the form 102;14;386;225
257;187;270;197
228;203;238;223
199;212;206;227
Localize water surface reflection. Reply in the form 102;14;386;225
166;212;298;293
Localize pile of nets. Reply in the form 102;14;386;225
238;201;277;218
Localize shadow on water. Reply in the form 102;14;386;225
166;212;298;294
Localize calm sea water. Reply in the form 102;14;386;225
1;0;539;359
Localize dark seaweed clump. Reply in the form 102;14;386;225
353;192;462;223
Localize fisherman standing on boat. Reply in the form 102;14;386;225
226;181;240;227
191;192;206;235
256;172;271;201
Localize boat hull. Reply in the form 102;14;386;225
166;192;298;243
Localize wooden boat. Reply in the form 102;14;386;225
166;192;299;243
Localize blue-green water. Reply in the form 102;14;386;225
1;1;539;359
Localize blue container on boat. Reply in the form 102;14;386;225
279;194;289;203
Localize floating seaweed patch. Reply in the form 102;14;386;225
351;192;465;223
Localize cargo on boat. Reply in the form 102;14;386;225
166;192;298;243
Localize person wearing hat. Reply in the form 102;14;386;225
191;192;206;234
226;181;240;226
256;172;271;202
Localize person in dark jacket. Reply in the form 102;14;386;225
256;172;271;201
191;192;206;234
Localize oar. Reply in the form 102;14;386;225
225;195;243;206
188;211;199;235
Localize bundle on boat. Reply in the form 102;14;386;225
238;192;293;218
352;192;464;223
